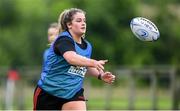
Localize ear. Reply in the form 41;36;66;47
67;22;72;29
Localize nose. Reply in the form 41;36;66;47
82;21;86;25
81;23;86;28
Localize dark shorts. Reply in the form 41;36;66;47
33;86;86;110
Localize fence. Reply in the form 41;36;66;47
113;65;180;110
0;65;179;110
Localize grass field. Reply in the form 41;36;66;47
87;97;172;110
0;85;178;110
86;86;174;110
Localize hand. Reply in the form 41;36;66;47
101;71;115;84
94;60;108;71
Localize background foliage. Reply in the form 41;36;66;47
0;0;180;67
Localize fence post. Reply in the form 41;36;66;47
150;70;157;110
128;69;135;110
104;84;112;110
172;67;180;110
5;68;20;110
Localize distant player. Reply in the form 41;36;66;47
43;22;59;62
33;8;115;110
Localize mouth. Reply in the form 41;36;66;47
81;27;86;30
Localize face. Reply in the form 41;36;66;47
68;12;86;37
48;28;59;43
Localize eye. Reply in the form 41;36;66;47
76;18;81;22
75;18;86;23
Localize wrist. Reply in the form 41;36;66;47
88;59;95;67
98;73;102;80
91;59;97;67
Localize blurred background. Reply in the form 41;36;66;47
0;0;180;110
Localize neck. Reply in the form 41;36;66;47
69;31;82;44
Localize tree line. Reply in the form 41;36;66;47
0;0;180;67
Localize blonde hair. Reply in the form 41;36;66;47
47;22;59;45
58;8;86;33
48;22;59;36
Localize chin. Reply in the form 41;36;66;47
80;31;85;36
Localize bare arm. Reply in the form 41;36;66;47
87;67;100;78
63;51;107;71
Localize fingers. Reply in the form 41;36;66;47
95;60;108;71
101;60;108;63
110;75;116;83
93;59;116;84
101;72;116;84
108;75;115;84
97;63;104;71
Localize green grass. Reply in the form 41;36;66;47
87;97;172;110
85;86;175;110
0;86;179;110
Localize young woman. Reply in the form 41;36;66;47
43;22;59;62
47;22;59;46
33;8;115;110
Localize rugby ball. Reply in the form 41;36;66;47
130;17;160;41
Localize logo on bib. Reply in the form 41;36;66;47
68;66;87;77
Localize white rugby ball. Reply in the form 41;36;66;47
130;17;160;41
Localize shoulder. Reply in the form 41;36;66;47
56;36;74;44
59;36;73;41
44;48;50;55
57;31;73;42
43;48;50;60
